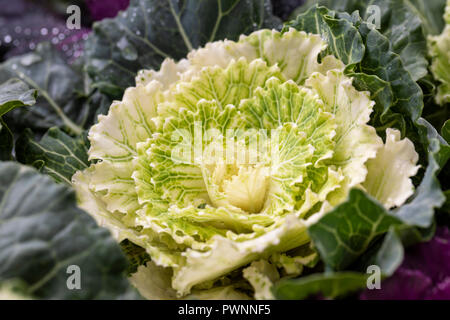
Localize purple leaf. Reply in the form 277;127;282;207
86;0;130;21
361;227;450;300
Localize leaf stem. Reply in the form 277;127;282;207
39;90;83;135
16;72;83;135
168;0;193;51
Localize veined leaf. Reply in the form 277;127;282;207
275;222;430;300
0;78;37;117
16;128;90;185
306;119;448;273
282;6;364;67
286;7;445;231
273;226;412;300
293;0;447;80
348;13;424;124
353;226;405;277
394;119;450;227
370;228;404;276
307;188;403;271
407;0;447;35
0;78;37;160
0;43;92;135
0;162;140;299
286;5;424;132
84;0;281;98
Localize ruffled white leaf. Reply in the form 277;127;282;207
135;58;190;89
88;82;162;162
363;128;419;209
130;261;250;300
135;28;344;94
129;262;177;300
172;215;310;296
242;260;279;300
72;168;149;246
305;70;383;205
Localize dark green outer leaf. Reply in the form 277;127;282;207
0;162;140;299
366;227;403;276
308;189;403;271
406;0;447;35
0;43;88;135
419;75;450;133
0;78;37;117
85;0;281;98
274;222;435;300
344;0;429;80
0;119;13;161
394;119;450;227
354;20;423;123
286;6;424;130
352;222;434;275
372;0;428;81
0;78;37;161
293;0;447;80
277;3;448;300
306;119;448;272
283;6;364;67
16;128;90;185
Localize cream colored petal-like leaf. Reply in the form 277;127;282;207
242;260;279;300
129;262;178;300
88;82;162;162
363;128;419;209
72;168;148;246
172;215;310;296
305;70;383;204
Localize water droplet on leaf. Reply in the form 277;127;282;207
117;37;138;61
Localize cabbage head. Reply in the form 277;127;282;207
73;28;419;299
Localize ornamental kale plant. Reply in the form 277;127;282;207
0;0;449;300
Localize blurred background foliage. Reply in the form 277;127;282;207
0;0;304;63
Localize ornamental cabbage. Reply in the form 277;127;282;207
73;28;419;299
